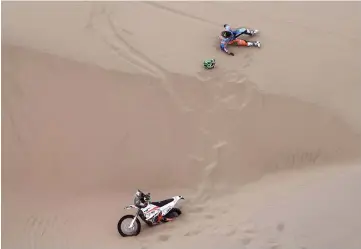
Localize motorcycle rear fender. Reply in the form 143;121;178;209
160;195;185;216
173;195;185;202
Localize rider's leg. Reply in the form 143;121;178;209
228;39;247;46
232;28;246;37
228;39;248;46
233;28;258;37
229;39;260;47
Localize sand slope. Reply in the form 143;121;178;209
2;2;361;249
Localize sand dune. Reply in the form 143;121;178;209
2;2;361;249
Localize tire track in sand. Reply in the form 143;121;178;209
143;2;219;27
86;4;193;112
85;4;157;77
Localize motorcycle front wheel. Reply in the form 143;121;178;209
117;215;141;237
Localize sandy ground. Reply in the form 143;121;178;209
2;2;361;249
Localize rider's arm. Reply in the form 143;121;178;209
220;40;228;53
220;40;233;55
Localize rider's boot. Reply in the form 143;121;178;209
246;29;259;36
246;41;261;48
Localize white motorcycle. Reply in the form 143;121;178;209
117;194;185;237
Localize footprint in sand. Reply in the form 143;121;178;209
184;229;201;237
267;239;281;249
240;223;256;245
204;214;214;219
241;236;252;245
269;242;280;249
243;226;256;234
158;234;171;242
224;228;237;236
276;222;285;232
215;206;228;214
212;225;237;237
187;206;204;213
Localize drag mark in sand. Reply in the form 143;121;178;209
223;71;263;112
203;70;261;113
189;73;261;205
194;78;264;208
192;140;228;203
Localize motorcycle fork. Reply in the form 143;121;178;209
128;211;139;229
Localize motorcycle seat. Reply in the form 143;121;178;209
151;198;173;207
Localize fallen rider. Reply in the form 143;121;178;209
219;24;261;56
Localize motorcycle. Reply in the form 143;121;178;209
117;194;185;237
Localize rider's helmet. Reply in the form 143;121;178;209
221;30;232;39
203;59;216;69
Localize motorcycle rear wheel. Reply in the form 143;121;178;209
165;208;182;218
